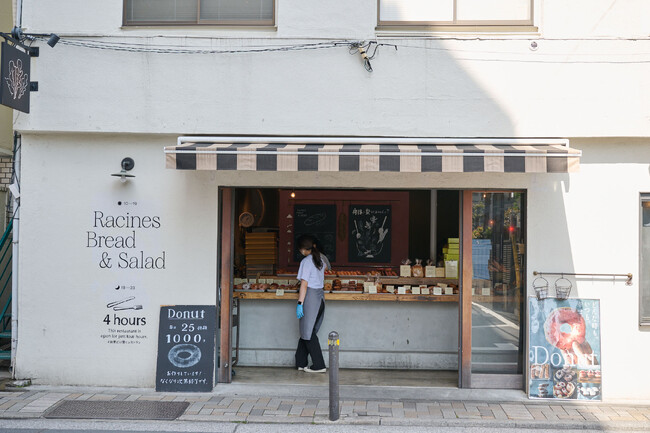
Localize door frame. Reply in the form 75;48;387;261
217;187;234;383
459;189;526;389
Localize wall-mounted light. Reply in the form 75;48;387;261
111;157;135;183
47;34;60;48
290;190;296;198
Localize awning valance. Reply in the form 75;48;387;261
165;139;580;173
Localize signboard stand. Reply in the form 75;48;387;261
528;298;602;401
155;305;217;392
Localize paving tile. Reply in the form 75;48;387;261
455;410;481;419
247;408;263;416
0;401;18;409
289;406;303;416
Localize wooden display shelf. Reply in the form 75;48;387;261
262;276;459;285
375;277;459;285
233;291;459;302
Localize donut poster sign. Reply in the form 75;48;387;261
528;298;602;400
156;305;217;392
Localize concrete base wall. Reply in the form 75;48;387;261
236;299;459;370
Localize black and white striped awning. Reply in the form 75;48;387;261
165;139;580;173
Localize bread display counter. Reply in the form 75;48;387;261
233;274;460;302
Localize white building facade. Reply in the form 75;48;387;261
9;1;650;401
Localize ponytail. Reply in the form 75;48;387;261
297;234;323;270
311;243;323;270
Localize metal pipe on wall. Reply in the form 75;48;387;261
10;133;19;378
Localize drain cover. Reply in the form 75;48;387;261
44;400;190;420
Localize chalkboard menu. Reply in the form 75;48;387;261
155;305;216;392
349;204;391;263
293;204;337;262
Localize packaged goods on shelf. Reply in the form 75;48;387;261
445;260;458;278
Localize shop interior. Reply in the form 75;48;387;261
228;188;464;387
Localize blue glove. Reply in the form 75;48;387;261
296;303;304;319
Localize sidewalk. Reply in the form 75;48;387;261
1;381;650;431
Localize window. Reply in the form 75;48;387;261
641;195;650;326
124;0;275;26
378;0;534;26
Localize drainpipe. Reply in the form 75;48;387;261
15;0;23;28
10;133;20;378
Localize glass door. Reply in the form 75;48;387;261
461;191;525;388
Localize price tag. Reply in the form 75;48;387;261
425;266;436;278
386;285;395;293
435;267;445;277
276;289;285;296
341;280;350;285
397;286;407;295
400;265;412;277
412;286;421;295
421;287;430;295
368;285;377;294
248;278;257;283
482;288;491;296
444;287;453;295
234;278;245;285
276;280;288;286
433;286;443;295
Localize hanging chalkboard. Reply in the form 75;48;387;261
155;305;216;392
349;204;391;263
293;204;337;262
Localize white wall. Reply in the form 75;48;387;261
527;139;650;401
15;134;218;386
13;1;650;138
11;0;650;400
15;134;650;400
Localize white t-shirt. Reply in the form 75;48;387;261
297;254;326;289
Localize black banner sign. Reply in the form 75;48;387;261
155;305;217;392
1;42;30;113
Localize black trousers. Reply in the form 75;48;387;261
295;300;325;370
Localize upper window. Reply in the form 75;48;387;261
378;0;533;26
641;195;650;326
124;0;275;26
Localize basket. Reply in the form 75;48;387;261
532;276;549;300
554;277;572;300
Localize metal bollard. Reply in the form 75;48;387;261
328;331;340;421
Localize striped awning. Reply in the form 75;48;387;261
165;140;580;173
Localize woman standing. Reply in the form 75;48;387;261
295;234;328;373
